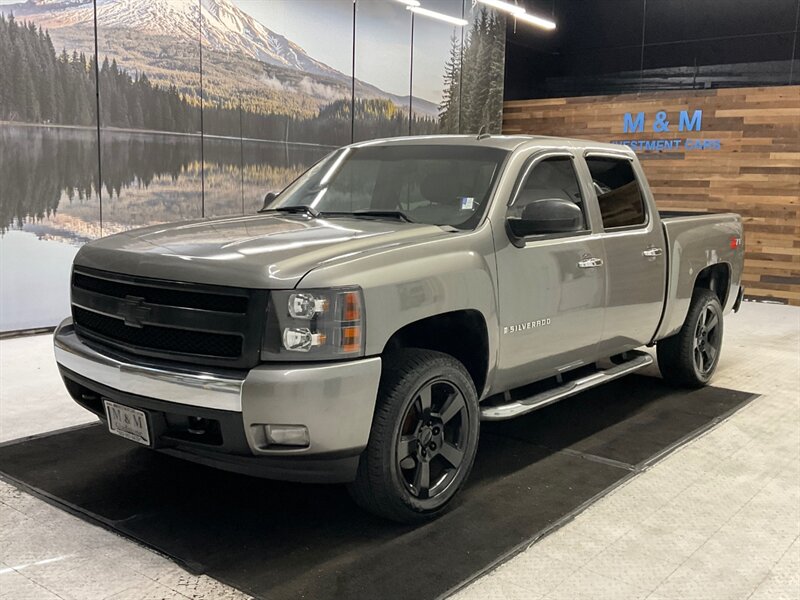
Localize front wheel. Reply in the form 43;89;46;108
347;349;480;524
657;288;724;387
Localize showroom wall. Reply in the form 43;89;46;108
0;0;506;332
504;0;800;306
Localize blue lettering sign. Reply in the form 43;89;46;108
623;112;645;133
679;110;703;131
653;111;670;132
685;139;720;151
616;108;717;151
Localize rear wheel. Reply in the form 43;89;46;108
657;289;724;387
348;349;480;524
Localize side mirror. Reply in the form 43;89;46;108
507;198;584;238
259;191;278;213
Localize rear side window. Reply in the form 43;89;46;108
586;157;647;229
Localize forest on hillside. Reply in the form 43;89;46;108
439;8;505;134
0;14;441;144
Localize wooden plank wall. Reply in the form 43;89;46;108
503;86;800;306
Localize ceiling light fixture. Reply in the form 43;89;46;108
476;0;525;15
514;11;557;30
395;0;421;6
406;6;469;26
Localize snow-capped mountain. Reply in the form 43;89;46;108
5;0;344;80
2;0;439;116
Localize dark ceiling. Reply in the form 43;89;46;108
504;0;800;99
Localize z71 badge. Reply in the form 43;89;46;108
504;319;552;334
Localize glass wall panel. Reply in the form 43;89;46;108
0;5;101;331
95;0;203;229
409;0;463;135
201;2;245;218
459;1;506;134
353;0;412;142
236;0;354;149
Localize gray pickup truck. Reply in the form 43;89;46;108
54;135;744;522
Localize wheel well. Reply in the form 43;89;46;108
694;263;730;306
382;310;489;396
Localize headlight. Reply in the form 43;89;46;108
287;293;329;319
261;287;365;361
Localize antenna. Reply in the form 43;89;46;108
477;125;490;140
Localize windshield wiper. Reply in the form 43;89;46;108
267;205;321;218
344;210;415;223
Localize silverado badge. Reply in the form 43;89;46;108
504;319;552;334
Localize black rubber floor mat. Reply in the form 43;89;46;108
0;375;755;600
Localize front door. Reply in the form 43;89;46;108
493;152;606;391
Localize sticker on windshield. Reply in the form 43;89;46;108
460;197;475;210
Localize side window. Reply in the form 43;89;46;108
508;157;587;230
585;157;647;229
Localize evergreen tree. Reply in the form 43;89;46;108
439;8;506;134
439;32;462;134
486;13;506;132
11;45;30;120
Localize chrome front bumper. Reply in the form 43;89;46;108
54;318;382;459
54;319;245;411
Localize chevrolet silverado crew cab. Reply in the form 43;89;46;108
54;135;745;523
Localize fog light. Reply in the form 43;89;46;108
264;424;310;447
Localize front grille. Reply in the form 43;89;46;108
72;272;249;313
71;267;267;368
72;306;242;358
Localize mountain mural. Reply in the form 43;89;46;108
0;0;439;118
0;0;507;332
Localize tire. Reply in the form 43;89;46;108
347;348;480;524
657;289;724;388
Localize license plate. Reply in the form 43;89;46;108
104;400;151;446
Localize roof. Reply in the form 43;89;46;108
349;134;635;156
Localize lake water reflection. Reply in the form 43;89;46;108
0;124;329;331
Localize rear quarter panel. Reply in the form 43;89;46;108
655;213;744;340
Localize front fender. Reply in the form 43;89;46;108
296;226;500;379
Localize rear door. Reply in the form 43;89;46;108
581;152;667;356
493;151;606;391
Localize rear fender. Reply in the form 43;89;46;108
654;214;744;341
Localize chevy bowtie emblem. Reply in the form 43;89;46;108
119;295;150;328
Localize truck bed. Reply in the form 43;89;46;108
659;210;723;219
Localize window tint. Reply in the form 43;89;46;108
586;157;647;228
508;157;587;230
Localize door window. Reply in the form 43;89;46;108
508;157;587;230
585;157;647;229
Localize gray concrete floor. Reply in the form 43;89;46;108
0;302;798;600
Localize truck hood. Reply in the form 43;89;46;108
74;213;450;288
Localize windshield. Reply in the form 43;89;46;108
270;144;508;229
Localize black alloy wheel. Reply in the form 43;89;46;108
693;304;721;376
348;348;480;523
396;378;469;500
657;288;724;387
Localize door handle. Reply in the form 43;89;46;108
578;257;604;268
642;247;663;258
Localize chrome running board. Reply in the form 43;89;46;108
480;351;654;421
